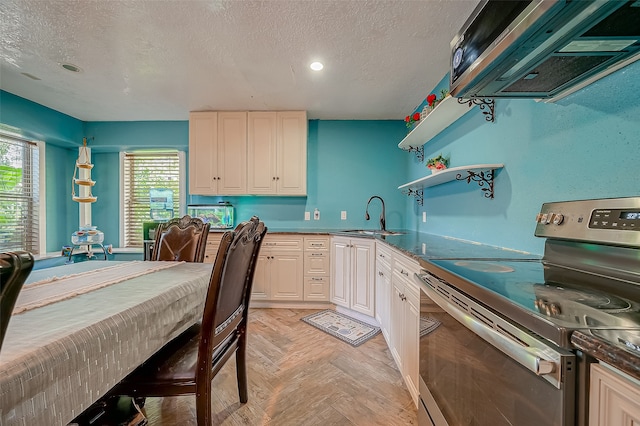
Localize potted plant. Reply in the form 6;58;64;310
426;154;449;173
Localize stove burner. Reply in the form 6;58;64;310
536;284;633;314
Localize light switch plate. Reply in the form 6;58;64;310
341;211;347;220
422;211;427;222
314;209;320;220
305;211;310;221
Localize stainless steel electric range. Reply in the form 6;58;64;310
416;197;640;426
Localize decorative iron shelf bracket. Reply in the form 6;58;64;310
456;169;496;199
402;188;424;206
402;145;424;162
458;98;495;122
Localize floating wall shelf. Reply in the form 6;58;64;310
398;164;504;206
398;96;495;149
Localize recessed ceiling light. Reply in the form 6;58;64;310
310;61;324;71
60;63;82;73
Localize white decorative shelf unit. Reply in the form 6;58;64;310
399;97;496;155
398;164;504;206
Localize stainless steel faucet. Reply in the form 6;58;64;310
365;195;386;231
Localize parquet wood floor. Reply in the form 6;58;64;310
141;308;417;425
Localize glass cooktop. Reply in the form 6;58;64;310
425;258;640;354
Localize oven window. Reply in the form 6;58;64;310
420;291;571;425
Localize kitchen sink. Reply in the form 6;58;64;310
340;229;405;236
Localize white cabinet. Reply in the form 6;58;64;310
390;252;421;406
190;110;306;196
217;112;247;194
331;236;375;317
252;235;304;301
203;232;224;264
303;236;331;301
188;112;218;195
375;242;393;343
589;363;640;425
247;111;307;195
188;111;247;195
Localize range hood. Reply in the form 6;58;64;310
449;0;640;100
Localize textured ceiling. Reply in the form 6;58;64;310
0;0;480;121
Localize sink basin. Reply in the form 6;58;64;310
341;229;404;236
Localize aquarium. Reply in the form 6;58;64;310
187;202;234;229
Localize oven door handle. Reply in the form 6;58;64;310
422;283;564;388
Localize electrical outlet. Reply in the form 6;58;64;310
304;211;310;221
341;211;347;220
314;208;320;220
422;211;427;222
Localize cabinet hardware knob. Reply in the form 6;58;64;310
272;177;276;180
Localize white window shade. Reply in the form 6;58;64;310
122;151;182;248
0;134;40;254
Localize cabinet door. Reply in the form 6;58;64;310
590;363;640;425
217;112;247;194
331;237;350;308
247;112;277;194
351;239;375;317
251;252;270;300
404;289;420;406
390;280;404;370
270;251;304;301
276;111;307;195
375;263;391;342
188;112;218;195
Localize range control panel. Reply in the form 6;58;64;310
589;209;639;231
534;197;640;247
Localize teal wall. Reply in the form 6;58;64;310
3;59;639;255
405;61;640;254
87;119;408;245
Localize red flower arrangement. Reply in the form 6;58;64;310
426;93;437;107
405;112;421;128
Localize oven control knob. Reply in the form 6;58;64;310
552;214;564;225
535;358;556;376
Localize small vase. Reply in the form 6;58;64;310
429;168;439;174
420;106;431;120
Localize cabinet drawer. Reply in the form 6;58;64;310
393;254;420;299
304;251;330;275
304;276;330;301
304;236;330;251
376;243;392;270
262;235;303;251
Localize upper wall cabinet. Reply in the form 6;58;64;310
189;111;218;195
247;111;307;195
189;110;307;196
217;112;248;194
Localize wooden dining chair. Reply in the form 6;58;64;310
150;215;211;262
0;251;35;352
111;216;267;425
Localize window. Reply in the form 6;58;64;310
121;151;185;248
0;133;42;254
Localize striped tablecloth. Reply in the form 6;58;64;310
0;260;213;426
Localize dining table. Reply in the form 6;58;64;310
0;260;213;426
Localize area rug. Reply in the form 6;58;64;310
420;317;442;337
301;310;380;347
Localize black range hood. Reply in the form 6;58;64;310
450;0;640;100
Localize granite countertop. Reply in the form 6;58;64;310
571;331;640;382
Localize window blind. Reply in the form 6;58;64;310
0;134;40;254
122;151;181;248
